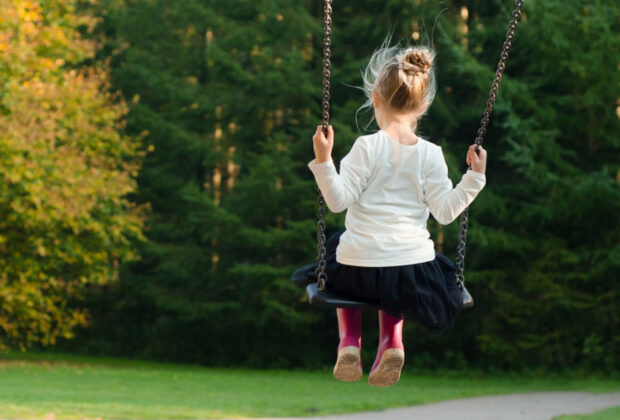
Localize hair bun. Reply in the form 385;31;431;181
399;48;433;76
361;41;437;118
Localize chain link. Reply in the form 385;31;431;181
315;0;333;291
455;0;524;288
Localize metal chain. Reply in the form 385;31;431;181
455;0;524;289
315;0;333;291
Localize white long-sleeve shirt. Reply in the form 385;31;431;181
308;129;486;267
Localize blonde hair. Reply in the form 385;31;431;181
358;40;437;131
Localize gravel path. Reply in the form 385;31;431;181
248;391;620;420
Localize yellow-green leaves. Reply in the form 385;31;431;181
0;0;143;351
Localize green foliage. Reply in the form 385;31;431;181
53;0;619;371
0;0;143;350
441;0;620;371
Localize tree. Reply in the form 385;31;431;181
62;0;619;371
0;0;143;350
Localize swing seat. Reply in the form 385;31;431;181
306;281;474;310
305;283;378;309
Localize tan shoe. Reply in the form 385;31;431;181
368;348;404;387
333;346;363;382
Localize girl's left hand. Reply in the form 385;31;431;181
313;125;334;164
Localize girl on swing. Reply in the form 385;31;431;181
294;43;487;387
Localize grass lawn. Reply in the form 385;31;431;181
0;351;618;419
554;406;620;420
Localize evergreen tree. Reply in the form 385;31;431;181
61;0;619;370
61;0;334;366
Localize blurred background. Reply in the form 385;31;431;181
1;0;618;376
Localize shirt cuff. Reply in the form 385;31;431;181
465;168;486;182
461;169;486;190
308;158;335;171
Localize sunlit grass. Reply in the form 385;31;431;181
1;351;619;419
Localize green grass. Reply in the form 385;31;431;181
0;351;619;419
553;406;620;420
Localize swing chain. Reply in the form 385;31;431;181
315;0;333;292
455;0;524;288
321;0;332;136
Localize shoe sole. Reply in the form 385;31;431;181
333;346;362;382
368;348;404;387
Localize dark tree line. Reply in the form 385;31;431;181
52;0;618;371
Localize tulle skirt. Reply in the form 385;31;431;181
291;230;464;331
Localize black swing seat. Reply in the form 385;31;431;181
305;283;378;309
305;281;474;309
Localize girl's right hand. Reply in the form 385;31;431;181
313;125;334;164
466;144;487;174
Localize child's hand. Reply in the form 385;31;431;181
313;125;334;164
466;144;487;174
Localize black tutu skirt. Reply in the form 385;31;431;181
291;231;464;331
